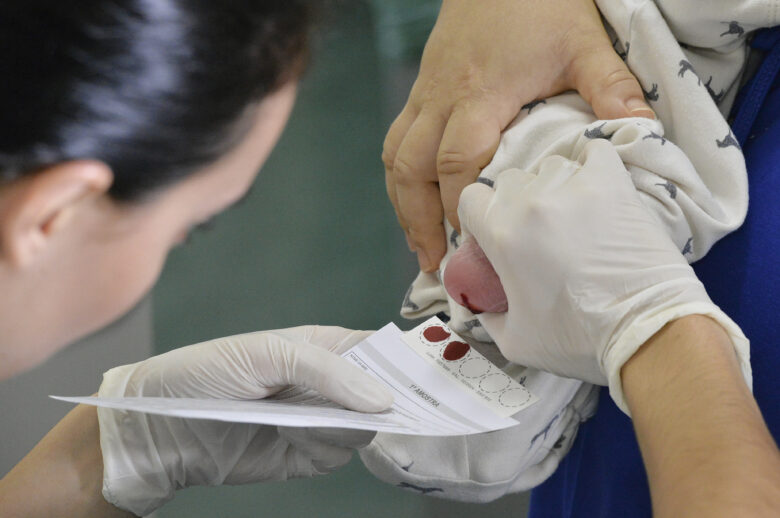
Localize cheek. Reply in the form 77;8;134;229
86;227;172;327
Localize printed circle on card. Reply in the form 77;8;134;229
459;358;490;378
404;317;539;418
498;387;533;408
421;324;451;346
479;373;511;393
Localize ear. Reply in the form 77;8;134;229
0;160;113;267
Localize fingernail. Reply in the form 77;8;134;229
405;233;416;253
418;251;434;273
626;97;655;119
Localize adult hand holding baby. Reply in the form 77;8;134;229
383;0;654;273
453;140;750;410
97;326;392;516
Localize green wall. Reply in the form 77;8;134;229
153;3;529;516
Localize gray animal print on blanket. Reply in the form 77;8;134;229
643;83;659;102
655;180;678;199
476;177;495;188
716;131;740;149
402;285;419;311
584;122;614;140
682;237;694;255
643;130;667;145
704;77;725;104
521;99;546;113
720;21;745;38
449;229;460;249
678;60;701;85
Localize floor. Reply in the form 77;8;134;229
152;2;530;517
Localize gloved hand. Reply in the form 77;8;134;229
97;326;393;517
455;139;750;413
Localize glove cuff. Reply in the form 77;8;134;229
98;364;176;517
604;301;751;416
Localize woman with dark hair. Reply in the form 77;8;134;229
0;2;393;516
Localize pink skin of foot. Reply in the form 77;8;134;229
443;237;508;314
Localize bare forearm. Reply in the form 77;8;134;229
623;315;780;517
0;404;133;518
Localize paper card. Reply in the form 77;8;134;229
402;318;537;417
53;318;537;436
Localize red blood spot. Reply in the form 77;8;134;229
460;294;484;315
443;341;470;361
423;325;451;342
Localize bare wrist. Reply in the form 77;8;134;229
0;405;133;518
622;315;780;517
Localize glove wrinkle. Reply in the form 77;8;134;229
97;326;391;515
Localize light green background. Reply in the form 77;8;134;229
153;2;529;517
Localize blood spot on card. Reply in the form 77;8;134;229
443;341;470;361
423;325;450;342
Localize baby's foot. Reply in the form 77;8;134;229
443;237;508;313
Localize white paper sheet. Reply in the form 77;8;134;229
54;318;537;436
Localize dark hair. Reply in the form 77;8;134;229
0;0;309;200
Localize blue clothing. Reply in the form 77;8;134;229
529;29;780;518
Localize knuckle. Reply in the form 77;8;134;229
523;197;556;225
407;218;437;235
451;63;486;95
597;68;640;93
391;155;420;185
437;149;478;177
567;42;638;95
381;138;399;171
407;222;443;245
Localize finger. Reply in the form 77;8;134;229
456;182;495;243
437;103;502;232
305;326;373;354
281;342;394;413
392;109;448;272
306;427;377;449
519;156;578;196
492;167;537;197
267;327;372;356
310;449;353;474
236;331;393;412
569;42;655;120
279;427;353;473
573;140;634;194
383;107;419;250
476;312;512;358
579;139;626;177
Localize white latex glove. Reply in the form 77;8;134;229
456;139;751;413
97;326;393;517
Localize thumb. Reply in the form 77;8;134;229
281;342;394;413
569;43;655;120
457;182;495;245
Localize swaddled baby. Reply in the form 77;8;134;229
360;0;772;502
